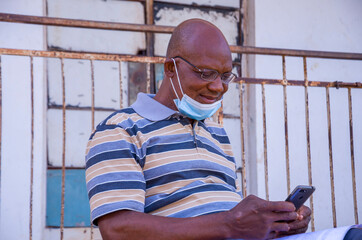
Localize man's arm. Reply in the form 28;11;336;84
98;195;299;240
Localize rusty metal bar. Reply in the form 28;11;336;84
2;13;362;60
2;48;362;78
29;56;34;240
144;0;152;16
303;57;315;231
90;217;94;240
221;113;239;119
90;60;95;131
2;47;359;88
282;56;291;195
230;46;362;60
48;166;85;170
90;60;95;240
237;77;362;89
218;101;224;126
146;62;151;93
48;105;241;119
348;87;359;224
239;0;246;197
0;48;165;63
239;83;247;198
119;61;123;109
0;56;2;195
262;83;269;200
48;105;117;112
60;58;66;240
0;13;174;33
326;86;337;228
146;0;155;93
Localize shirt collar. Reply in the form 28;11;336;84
131;93;178;121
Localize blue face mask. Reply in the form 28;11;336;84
170;58;222;121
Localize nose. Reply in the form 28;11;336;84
207;75;226;94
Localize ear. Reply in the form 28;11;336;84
164;58;175;78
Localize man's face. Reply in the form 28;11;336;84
172;49;232;105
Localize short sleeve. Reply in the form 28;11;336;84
85;124;146;225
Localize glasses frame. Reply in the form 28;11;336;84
173;56;236;84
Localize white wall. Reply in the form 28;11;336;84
0;1;47;240
251;0;362;231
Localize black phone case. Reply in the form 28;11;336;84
285;185;315;210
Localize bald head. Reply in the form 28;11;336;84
166;19;231;61
155;19;232;111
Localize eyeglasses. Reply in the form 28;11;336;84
173;56;237;84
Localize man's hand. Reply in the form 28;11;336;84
275;205;312;238
225;195;298;240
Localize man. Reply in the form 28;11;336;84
85;19;358;239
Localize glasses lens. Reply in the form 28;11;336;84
221;72;236;84
199;68;236;84
201;69;218;81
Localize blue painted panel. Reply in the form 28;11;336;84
46;169;91;227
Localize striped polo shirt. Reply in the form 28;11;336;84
85;93;242;224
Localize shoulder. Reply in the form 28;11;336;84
89;107;146;140
203;119;228;135
85;107;146;166
201;119;231;145
99;107;141;127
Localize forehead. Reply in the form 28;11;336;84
187;50;232;73
181;26;232;72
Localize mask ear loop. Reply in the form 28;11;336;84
169;58;185;101
169;78;180;101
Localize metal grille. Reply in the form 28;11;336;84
0;8;361;239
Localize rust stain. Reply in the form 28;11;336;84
1;13;362;60
282;56;290;195
239;82;247;198
0;13;174;33
236;77;362;89
60;58;66;240
303;57;315;231
261;83;269;201
0;48;165;63
326;86;337;228
348;87;359;224
29;56;34;240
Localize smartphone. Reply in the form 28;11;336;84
286;185;315;210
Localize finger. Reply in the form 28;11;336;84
289;216;311;230
281;225;309;236
298;205;312;218
272;211;298;222
268;201;296;212
276;228;306;238
271;222;290;232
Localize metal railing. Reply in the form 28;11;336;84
0;10;361;240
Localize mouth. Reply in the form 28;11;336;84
199;94;219;104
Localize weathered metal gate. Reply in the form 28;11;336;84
0;2;361;239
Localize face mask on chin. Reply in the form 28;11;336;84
169;58;222;121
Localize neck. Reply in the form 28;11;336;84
154;79;178;111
